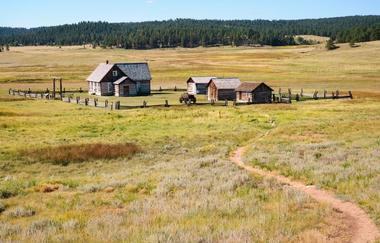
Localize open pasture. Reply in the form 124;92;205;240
1;41;380;93
0;42;380;242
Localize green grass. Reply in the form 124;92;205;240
0;42;380;241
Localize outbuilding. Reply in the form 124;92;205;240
187;76;216;95
207;78;241;101
235;82;273;103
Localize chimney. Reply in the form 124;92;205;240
106;60;109;64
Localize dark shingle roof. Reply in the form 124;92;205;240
116;63;151;81
209;78;241;89
236;82;274;92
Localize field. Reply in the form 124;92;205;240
0;42;380;242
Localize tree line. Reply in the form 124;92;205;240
0;16;379;49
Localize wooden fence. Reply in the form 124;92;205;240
8;88;353;111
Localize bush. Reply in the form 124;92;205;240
5;207;35;218
0;181;25;199
0;202;5;213
22;143;141;165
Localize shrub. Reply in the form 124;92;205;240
22;143;141;165
0;202;5;213
5;207;36;218
0;181;25;199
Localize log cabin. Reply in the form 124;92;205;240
235;82;273;103
187;77;216;95
87;61;151;97
207;78;241;101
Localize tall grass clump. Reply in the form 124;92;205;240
22;143;141;165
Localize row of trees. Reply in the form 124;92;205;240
0;16;379;49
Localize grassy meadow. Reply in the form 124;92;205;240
0;42;380;242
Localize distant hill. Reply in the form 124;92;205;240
0;16;379;49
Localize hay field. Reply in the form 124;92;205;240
0;42;380;242
0;41;380;93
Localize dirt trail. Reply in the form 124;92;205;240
231;145;379;243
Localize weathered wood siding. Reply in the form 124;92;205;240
187;82;196;95
136;80;151;95
208;82;218;101
252;84;272;103
217;89;236;101
115;80;137;97
196;83;208;95
237;84;273;103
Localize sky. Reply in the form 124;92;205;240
0;0;379;28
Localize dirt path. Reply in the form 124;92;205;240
231;144;379;243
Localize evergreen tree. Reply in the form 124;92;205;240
326;39;338;50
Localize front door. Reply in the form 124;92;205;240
123;86;130;97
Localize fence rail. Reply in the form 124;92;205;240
8;88;353;111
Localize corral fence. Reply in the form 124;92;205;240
8;87;353;111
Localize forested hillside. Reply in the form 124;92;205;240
0;16;379;49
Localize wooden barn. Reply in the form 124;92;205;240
207;78;241;101
236;82;273;103
187;76;216;95
87;62;151;97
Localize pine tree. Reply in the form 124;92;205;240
326;39;338;50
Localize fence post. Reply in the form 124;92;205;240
94;98;97;107
159;86;162;92
143;101;147;108
174;86;177;92
313;91;319;100
116;101;120;110
76;97;80;104
336;90;340;98
79;87;83;93
288;89;292;104
85;98;88;106
296;93;300;102
300;88;304;97
59;78;63;100
52;78;56;99
349;91;353;99
165;100;169;107
105;100;108;108
324;90;327;99
224;99;228;106
110;102;114;110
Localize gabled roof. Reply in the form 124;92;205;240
113;76;132;85
209;78;241;89
188;76;216;84
235;82;274;92
116;63;151;81
87;63;114;82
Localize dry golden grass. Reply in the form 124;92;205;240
22;143;141;165
0;41;379;94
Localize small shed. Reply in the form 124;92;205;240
207;78;241;101
187;77;216;95
236;82;274;103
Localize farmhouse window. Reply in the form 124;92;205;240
112;71;118;77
